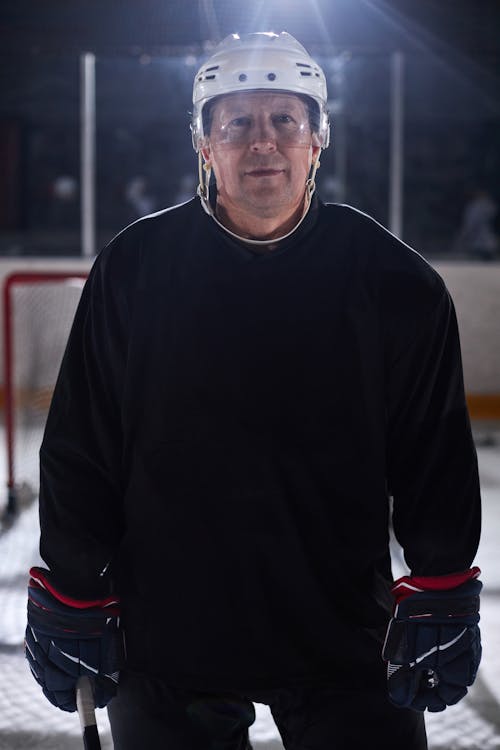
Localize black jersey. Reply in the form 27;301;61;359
39;197;480;690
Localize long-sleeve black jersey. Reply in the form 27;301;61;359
39;197;481;691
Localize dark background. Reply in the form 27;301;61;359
0;0;499;257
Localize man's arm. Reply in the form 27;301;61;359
26;237;134;711
384;278;481;711
386;283;480;575
38;241;131;595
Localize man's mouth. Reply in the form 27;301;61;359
245;168;285;177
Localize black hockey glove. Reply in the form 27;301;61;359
382;567;482;712
25;566;124;712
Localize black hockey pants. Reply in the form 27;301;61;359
108;670;427;749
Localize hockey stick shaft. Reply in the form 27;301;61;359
76;676;102;750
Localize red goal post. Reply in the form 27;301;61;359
2;271;89;518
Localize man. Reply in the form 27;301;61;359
26;32;481;750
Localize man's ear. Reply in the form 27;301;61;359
201;142;211;166
311;143;321;164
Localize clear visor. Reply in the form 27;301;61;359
206;93;316;149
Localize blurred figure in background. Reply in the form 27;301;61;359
455;188;498;260
49;174;78;228
174;173;198;205
124;174;156;220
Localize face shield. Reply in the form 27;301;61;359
205;92;317;151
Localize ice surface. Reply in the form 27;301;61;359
0;433;499;749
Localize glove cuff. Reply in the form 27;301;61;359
391;566;481;604
29;567;120;611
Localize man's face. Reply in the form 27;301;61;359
201;91;321;219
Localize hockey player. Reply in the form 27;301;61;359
26;32;481;750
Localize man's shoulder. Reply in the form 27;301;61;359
321;202;442;280
99;198;200;260
319;201;447;312
88;199;202;290
115;197;200;242
318;202;398;254
319;201;377;228
320;201;414;254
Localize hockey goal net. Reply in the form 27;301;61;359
2;271;88;516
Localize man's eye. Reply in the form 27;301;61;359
228;116;251;128
274;114;294;124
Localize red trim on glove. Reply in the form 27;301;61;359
29;567;120;610
391;566;481;604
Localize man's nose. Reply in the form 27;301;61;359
249;118;277;152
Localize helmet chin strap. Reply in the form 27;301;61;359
197;151;320;247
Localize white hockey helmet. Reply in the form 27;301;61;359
191;31;330;152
